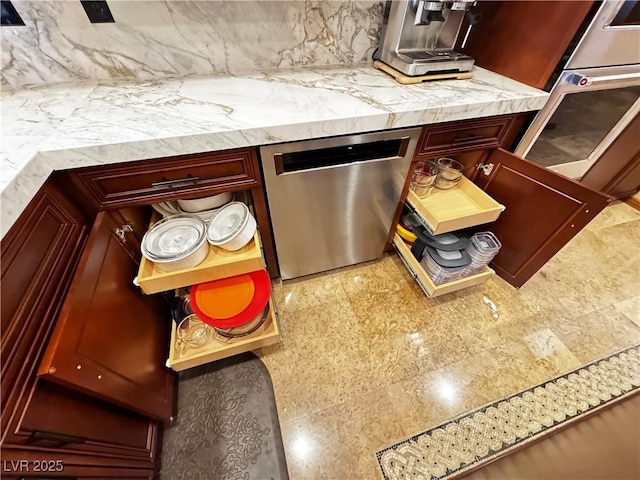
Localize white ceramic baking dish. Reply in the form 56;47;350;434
142;214;209;272
206;202;257;251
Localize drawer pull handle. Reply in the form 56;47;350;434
27;431;85;448
453;134;486;144
151;176;200;189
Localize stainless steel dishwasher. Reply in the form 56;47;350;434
260;128;421;279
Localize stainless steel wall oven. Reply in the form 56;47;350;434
516;0;640;179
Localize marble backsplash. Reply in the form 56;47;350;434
1;0;384;90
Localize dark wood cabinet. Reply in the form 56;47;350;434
391;116;611;289
457;1;639;204
1;178;88;438
0;115;613;477
458;1;596;90
66;147;279;279
68;148;260;209
1;145;283;477
416;115;516;158
385;116;517;250
475;149;610;287
5;378;161;472
581;113;640;199
1;180;161;478
19;381;159;457
38;211;175;423
456;1;602;174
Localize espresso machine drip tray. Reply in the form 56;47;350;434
402;50;467;62
373;59;473;84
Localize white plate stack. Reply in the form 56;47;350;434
151;192;234;223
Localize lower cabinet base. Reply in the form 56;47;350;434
167;297;281;371
393;234;494;297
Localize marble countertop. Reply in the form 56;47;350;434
1;63;548;237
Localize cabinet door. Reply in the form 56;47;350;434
8;380;159;459
581;113;640;199
458;1;596;89
606;159;640;199
38;212;175;422
474;149;610;288
1;179;88;438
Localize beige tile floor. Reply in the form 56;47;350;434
258;202;640;480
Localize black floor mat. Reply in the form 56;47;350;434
159;352;289;480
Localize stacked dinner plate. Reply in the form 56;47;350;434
151;192;234;222
190;270;271;339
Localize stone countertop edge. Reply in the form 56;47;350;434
0;64;549;238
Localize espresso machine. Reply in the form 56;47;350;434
374;0;476;76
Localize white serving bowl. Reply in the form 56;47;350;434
207;202;257;251
142;214;209;272
177;192;233;213
150;240;209;272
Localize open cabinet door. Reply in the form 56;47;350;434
38;212;175;422
474;149;611;288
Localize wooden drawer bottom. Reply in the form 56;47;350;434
393;234;493;297
137;230;264;295
166;298;281;371
406;176;504;235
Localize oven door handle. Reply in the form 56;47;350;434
569;71;640;87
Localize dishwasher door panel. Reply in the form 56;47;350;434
261;129;420;280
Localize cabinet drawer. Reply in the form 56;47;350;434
406;175;504;235
69;148;259;208
393;234;493;297
137;230;264;294
417;116;514;158
167;298;281;371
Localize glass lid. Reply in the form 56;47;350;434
143;214;206;260
207;202;249;244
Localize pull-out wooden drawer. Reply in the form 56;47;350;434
136;230;264;294
166;298;281;371
406;175;504;235
393;234;493;297
68;148;259;208
417;115;514;158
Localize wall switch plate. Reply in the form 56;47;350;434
1;1;25;26
80;1;115;23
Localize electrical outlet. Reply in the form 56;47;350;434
80;1;114;23
1;1;25;26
